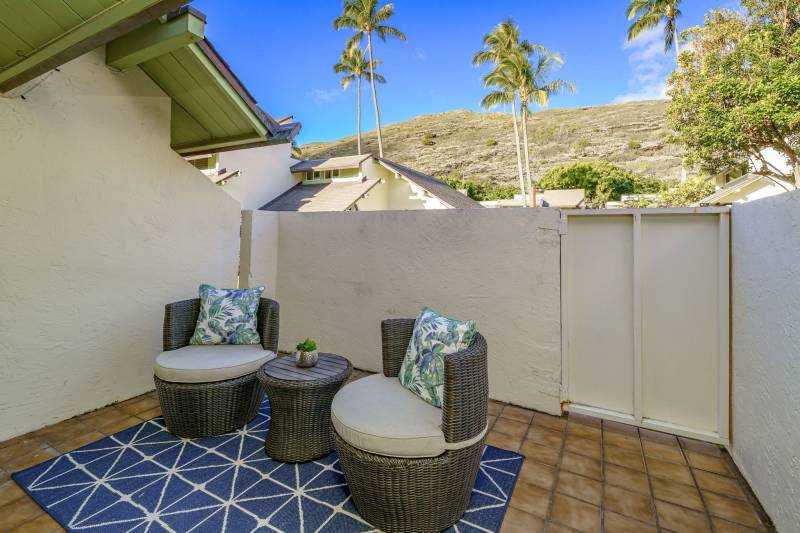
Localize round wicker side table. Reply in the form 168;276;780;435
257;353;352;463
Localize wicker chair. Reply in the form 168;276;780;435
332;319;488;533
153;298;279;438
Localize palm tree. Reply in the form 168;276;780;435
480;75;528;208
490;49;574;207
626;0;683;62
334;47;385;155
474;19;542;206
334;0;407;158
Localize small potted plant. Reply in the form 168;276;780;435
295;338;319;368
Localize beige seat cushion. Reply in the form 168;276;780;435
332;374;445;458
154;345;275;383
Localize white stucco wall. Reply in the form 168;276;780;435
217;143;299;210
244;208;563;413
0;49;242;440
731;190;800;532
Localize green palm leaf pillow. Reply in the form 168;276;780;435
399;307;477;407
190;284;265;345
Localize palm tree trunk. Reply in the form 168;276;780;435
673;24;681;63
366;32;384;158
510;100;527;208
521;103;535;207
357;75;362;155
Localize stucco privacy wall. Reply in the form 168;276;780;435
246;208;563;413
240;210;279;299
0;49;242;441
730;190;800;532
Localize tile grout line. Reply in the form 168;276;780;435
599;421;606;532
542;416;570;531
637;431;663;532
678;440;719;532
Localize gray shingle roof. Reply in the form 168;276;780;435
376;158;483;209
290;155;371;173
260;180;381;212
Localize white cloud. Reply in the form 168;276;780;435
307;88;339;105
613;25;673;104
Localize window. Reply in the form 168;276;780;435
332;169;340;178
313;171;322;180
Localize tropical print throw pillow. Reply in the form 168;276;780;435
189;284;264;345
399;307;477;408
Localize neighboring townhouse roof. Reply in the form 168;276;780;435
542;189;586;208
260;180;381;212
695;174;794;206
376;158;484;209
290;155;372;173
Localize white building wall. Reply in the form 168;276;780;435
731;190;800;532
217;143;299;210
0;49;242;440
244;208;563;413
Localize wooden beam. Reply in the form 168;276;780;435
178;137;290;158
106;8;205;71
0;0;188;93
172;133;266;155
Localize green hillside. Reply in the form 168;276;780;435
301;100;685;185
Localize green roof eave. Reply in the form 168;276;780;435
139;39;269;154
0;0;186;93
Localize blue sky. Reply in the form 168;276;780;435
192;0;736;145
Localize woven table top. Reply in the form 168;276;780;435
261;353;350;384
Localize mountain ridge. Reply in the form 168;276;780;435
300;99;685;185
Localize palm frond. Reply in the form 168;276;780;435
341;74;356;90
480;90;515;110
374;25;407;42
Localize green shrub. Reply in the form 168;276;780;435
572;138;590;154
539;161;664;207
422;132;436;146
486;139;498;147
627;140;642;150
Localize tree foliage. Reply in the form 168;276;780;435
666;0;800;185
439;173;518;201
658;176;716;206
539;161;667;206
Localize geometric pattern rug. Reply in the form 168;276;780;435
13;397;523;532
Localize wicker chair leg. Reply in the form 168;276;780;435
334;431;484;533
154;373;265;438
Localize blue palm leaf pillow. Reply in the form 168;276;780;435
190;284;265;345
399;307;476;407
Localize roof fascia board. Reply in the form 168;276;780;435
375;159;456;208
186;42;267;139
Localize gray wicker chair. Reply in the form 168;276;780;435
154;298;279;438
332;319;488;533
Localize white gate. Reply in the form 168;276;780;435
561;208;730;444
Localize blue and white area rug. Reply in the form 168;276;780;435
13;399;523;532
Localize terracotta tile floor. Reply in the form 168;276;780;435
0;372;774;533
